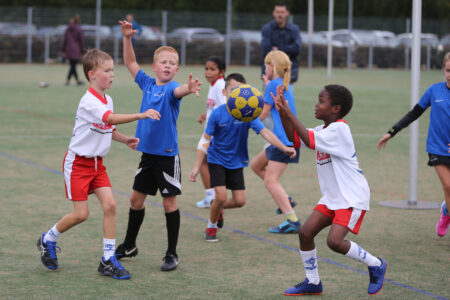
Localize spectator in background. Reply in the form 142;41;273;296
125;13;142;47
62;14;84;86
261;2;302;84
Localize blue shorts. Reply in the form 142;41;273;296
265;145;299;163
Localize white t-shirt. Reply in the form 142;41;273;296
306;120;370;211
68;87;115;158
205;77;226;124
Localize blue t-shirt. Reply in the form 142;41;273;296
206;104;265;169
417;82;450;156
264;78;297;146
134;70;181;156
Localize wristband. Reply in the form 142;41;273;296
387;127;398;137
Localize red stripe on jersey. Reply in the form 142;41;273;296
210;76;223;87
88;87;107;104
337;119;347;123
308;130;315;150
102;110;113;123
293;130;300;148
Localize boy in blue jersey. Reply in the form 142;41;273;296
378;52;450;237
114;20;202;271
189;73;296;242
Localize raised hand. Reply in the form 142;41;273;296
271;84;289;114
119;20;136;37
187;73;202;97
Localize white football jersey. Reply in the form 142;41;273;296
307;120;370;211
205;77;226;123
68;87;115;158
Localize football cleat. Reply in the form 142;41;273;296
115;243;138;260
36;233;61;270
367;257;387;295
98;255;131;280
205;228;218;242
284;278;323;296
217;210;224;229
276;196;297;214
161;253;179;271
436;202;450;237
196;197;213;208
269;220;301;234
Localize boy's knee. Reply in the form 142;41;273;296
299;227;311;242
74;211;89;223
235;198;246;208
326;236;343;252
103;200;117;215
130;196;145;210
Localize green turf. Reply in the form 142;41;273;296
0;63;449;299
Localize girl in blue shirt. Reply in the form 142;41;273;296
251;50;301;234
378;52;450;237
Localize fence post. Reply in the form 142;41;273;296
368;43;373;70
405;18;410;70
162;10;167;46
307;0;313;69
180;37;186;67
245;40;250;67
27;7;32;64
114;35;119;64
225;0;232;66
426;44;430;70
44;32;50;65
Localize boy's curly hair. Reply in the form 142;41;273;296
324;84;353;118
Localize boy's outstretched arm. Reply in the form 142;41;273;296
112;131;140;150
174;73;202;99
106;109;160;125
188;133;211;182
259;128;296;159
272;85;311;148
119;20;140;78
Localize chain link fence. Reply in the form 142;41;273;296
0;6;448;68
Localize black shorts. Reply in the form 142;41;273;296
265;145;300;163
428;153;450;166
133;153;181;197
208;163;245;190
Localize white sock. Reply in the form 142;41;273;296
206;188;215;200
103;238;116;260
300;249;320;285
345;241;381;267
44;224;61;243
207;220;218;229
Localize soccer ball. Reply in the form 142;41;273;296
226;85;263;122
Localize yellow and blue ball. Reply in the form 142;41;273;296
226;85;263;122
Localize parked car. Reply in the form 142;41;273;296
36;26;65;37
0;22;37;36
440;34;450;47
391;33;441;49
228;30;261;43
315;29;396;48
167;27;224;43
112;24;162;40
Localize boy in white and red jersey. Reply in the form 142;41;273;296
274;84;387;296
36;49;160;280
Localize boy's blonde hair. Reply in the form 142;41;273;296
153;46;179;64
82;49;113;81
264;50;291;89
443;52;450;66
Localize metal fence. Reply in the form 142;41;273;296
0;6;448;68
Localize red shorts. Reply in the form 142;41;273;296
314;204;366;234
63;152;111;201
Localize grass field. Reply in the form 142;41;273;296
0;63;449;300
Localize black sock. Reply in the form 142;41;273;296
165;209;180;256
123;207;145;248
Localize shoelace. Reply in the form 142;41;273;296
110;256;126;270
294;279;309;288
46;242;61;259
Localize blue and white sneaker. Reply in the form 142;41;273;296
368;257;387;295
36;233;61;270
275;196;297;215
284;278;323;296
269;220;301;233
98;255;131;280
196;196;213;208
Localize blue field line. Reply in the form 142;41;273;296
1;150;447;300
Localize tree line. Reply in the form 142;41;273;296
0;0;448;20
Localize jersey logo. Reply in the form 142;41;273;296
434;99;443;103
316;151;331;166
206;98;215;107
219;123;227;127
154;91;165;97
92;123;113;130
